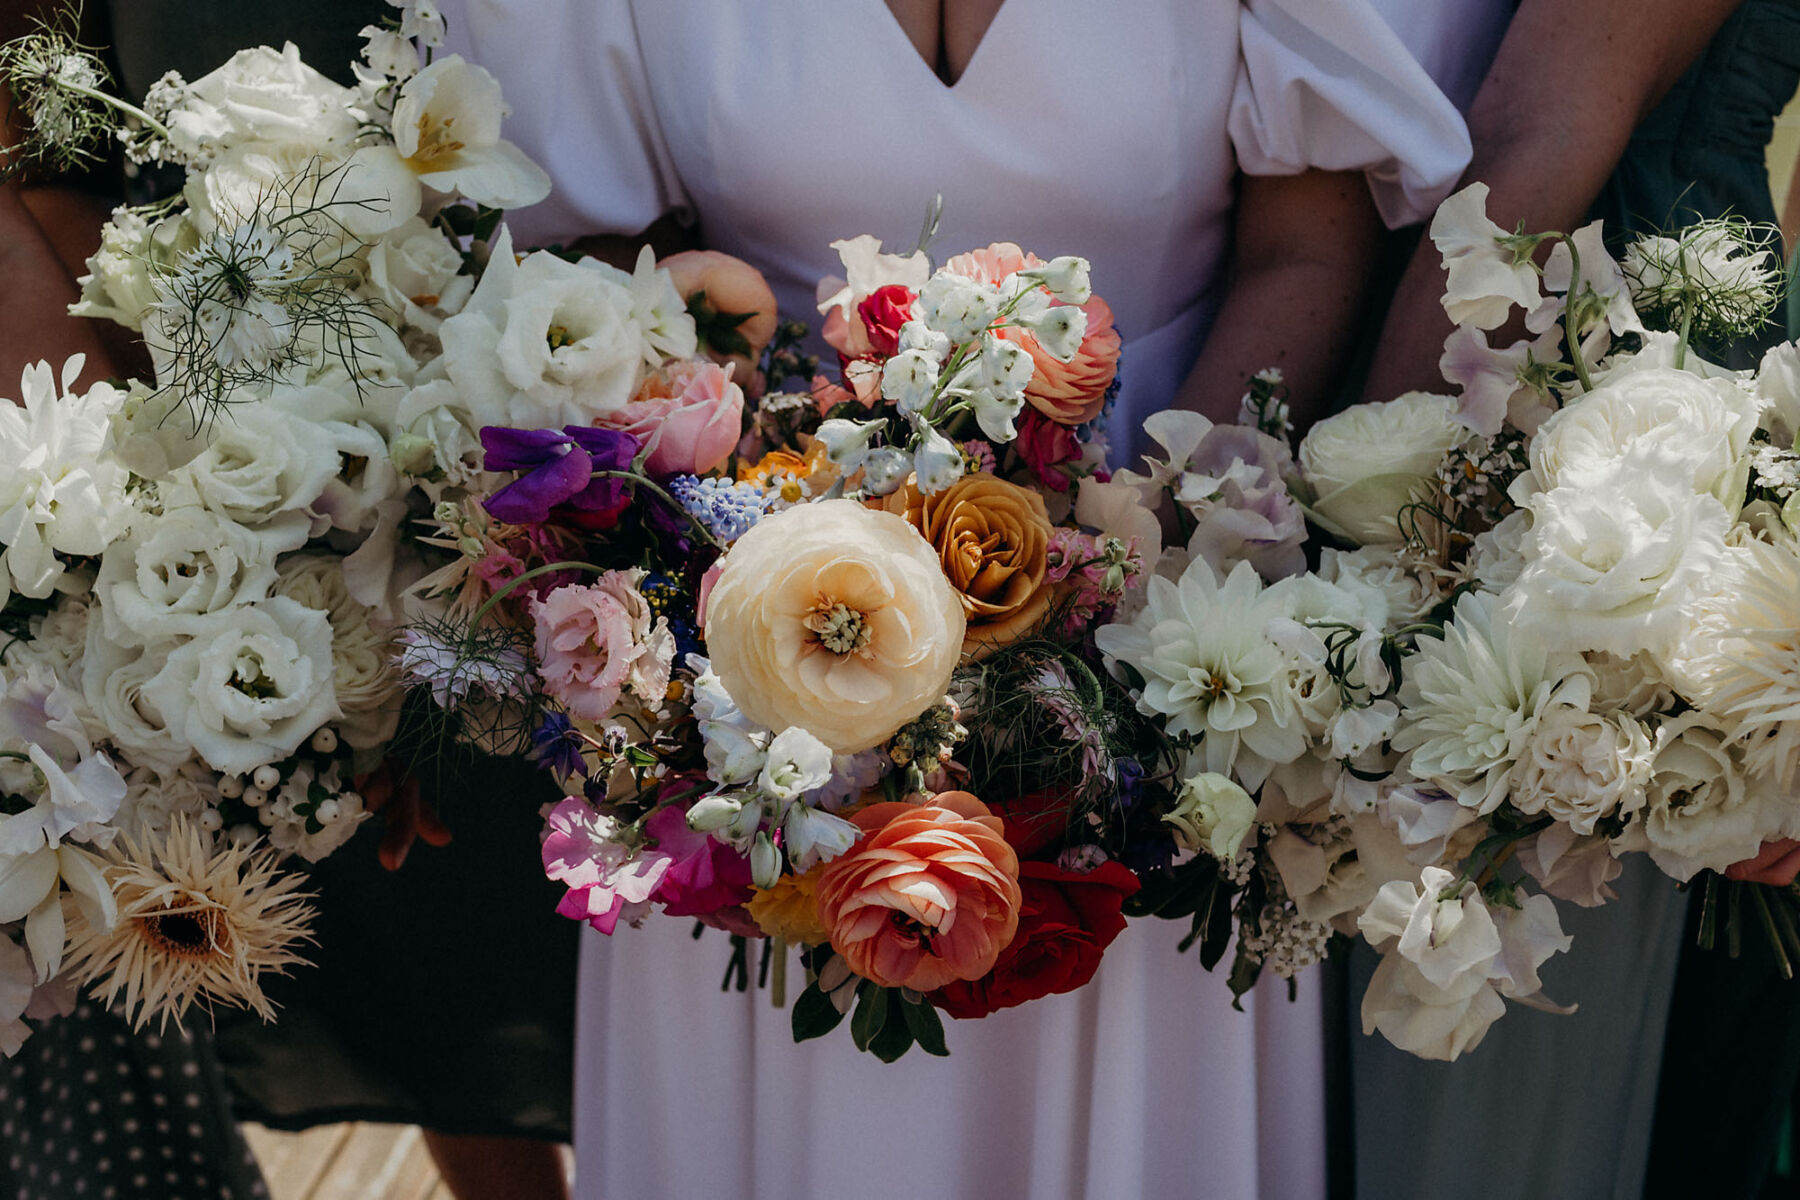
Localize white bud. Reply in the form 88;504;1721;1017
252;764;282;792
750;832;782;889
228;824;260;848
199;808;224;832
861;447;913;496
310;727;340;754
686;794;745;833
314;798;343;824
217;775;245;799
911;423;965;495
242;786;268;808
1018;304;1087;361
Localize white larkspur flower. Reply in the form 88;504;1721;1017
1095;558;1307;789
757;727;836;802
918;272;1001;343
1393;589;1594;814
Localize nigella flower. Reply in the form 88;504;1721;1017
666;474;770;543
481;425;641;525
394;627;533;707
529;711;589;779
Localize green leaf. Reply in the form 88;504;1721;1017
1226;944;1263;1011
790;983;845;1043
849;982;890;1052
471;205;504;243
900;997;950;1057
1196;876;1236;972
869;1011;917;1063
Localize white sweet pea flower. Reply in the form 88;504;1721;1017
1439;323;1562;438
919;272;1001;342
0;841;115;983
1430;183;1543;330
1541;219;1643;341
757;727;836;802
815;235;931;324
1516;824;1622;908
1360;866;1501;992
1375;784;1482;865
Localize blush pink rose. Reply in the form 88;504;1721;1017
944;242;1121;426
530;573;674;720
598;361;745;477
814;792;1021;991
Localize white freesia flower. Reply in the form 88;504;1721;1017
1298;393;1466;545
433;228;678;429
369;55;551;210
139;597;341;776
1394;589;1594;814
161;44;361;161
1164;772;1257;860
1095;559;1307;789
0;359;132;603
1509;707;1653;835
1430;183;1543;330
1507;466;1731;660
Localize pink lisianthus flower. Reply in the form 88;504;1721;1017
542;796;671;934
596;361;745;478
644;799;755;917
530;570;675;721
1015;409;1083;492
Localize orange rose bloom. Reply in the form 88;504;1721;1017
815;792;1022;992
882;472;1055;660
943;242;1121;426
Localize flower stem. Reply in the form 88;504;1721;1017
467;559;608;631
590;470;728;552
771;936;789;1008
1560;236;1596;395
56;78;171;141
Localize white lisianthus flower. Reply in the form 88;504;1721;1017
78;630;192;777
1614;713;1774;881
1466;509;1531;592
1516;368;1762;511
0;359;132;604
1164;772;1258;860
365;55;551;210
1360;866;1503;993
94;507;309;644
757;727;836;802
388;379;486;483
1298;393;1467;545
1506;466;1731;660
161;44;361;161
434;228;677;429
71;207;196;331
165;403;341;528
362;216;474;335
1508;708;1654;835
1429;183;1544;330
1095;559;1308;789
139;597;341;776
1393;589;1594;814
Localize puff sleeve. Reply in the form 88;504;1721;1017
448;0;690;246
1227;0;1474;228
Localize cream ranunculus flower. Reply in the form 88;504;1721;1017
1517;367;1762;512
1298;392;1467;545
703;500;965;755
1508;708;1654;835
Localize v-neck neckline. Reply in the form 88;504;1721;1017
873;0;1016;92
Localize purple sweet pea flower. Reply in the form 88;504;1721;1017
481;425;642;524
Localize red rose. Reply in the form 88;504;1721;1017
928;858;1140;1019
856;284;917;358
983;786;1076;859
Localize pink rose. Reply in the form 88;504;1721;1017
530;572;674;720
598;361;744;478
1015;408;1083;491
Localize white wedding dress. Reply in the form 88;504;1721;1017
450;3;1482;1196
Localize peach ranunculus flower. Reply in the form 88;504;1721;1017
882;472;1056;659
944;242;1121;425
815;792;1022;991
530;570;675;721
658;250;779;375
704;499;965;754
597;360;744;478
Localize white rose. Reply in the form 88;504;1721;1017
362;217;474;335
1164;771;1258;860
1298;393;1467;545
1318;546;1442;633
1616;713;1773;881
436;230;674;429
273;556;402;751
1519;367;1762;511
167;404;341;528
1507;468;1731;659
139;597;341;775
94;507;309;644
1509;708;1653;834
163;44;362;160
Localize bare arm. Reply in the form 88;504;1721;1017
1174;168;1385;432
1361;0;1743;401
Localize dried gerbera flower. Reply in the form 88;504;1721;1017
59;817;314;1031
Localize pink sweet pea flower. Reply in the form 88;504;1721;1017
542;796;671;934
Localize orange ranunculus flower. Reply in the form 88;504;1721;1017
658;249;779;374
943;242;1121;426
815;792;1022;992
882;472;1055;660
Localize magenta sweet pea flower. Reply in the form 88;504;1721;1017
481;425;641;524
645;801;755;917
541;795;671;934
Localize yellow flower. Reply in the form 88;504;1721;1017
747;870;831;945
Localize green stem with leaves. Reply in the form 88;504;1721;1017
1560;235;1597;395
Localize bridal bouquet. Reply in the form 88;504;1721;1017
0;2;566;1050
1254;185;1796;1060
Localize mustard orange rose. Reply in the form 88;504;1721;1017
882;472;1055;659
814;792;1022;991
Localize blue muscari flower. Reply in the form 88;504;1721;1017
666;474;771;543
529;710;588;779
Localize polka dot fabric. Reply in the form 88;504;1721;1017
0;1004;269;1200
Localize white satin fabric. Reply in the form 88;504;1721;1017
448;3;1489;1196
